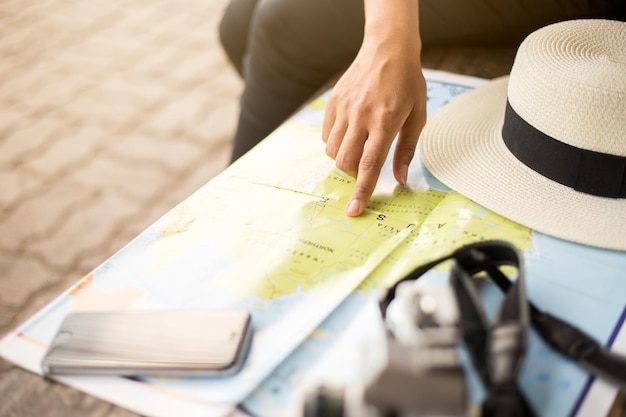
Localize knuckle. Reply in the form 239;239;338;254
378;103;394;120
376;120;399;137
321;124;330;142
352;183;373;199
326;93;339;109
353;100;369;115
398;143;417;160
351;97;374;119
335;153;359;176
325;142;338;158
359;153;382;172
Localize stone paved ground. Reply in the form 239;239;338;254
1;0;624;415
0;0;240;414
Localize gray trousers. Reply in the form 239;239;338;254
219;0;622;162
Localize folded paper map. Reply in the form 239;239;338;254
1;70;624;417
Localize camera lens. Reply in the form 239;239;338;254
303;385;345;417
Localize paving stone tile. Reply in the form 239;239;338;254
0;182;95;249
46;47;118;77
53;0;122;20
43;9;114;32
97;72;172;107
0;367;140;417
6;23;69;56
0;255;58;308
204;66;243;97
66;154;173;202
3;27;78;69
0;271;84;336
103;132;203;173
146;88;216;135
18;71;95;111
44;50;123;82
21;125;105;176
85;77;161;114
0;116;69;165
0;57;15;81
128;44;189;78
167;50;223;81
89;75;164;110
0;106;30;136
0;64;52;102
0;0;21;14
0;309;15;334
170;143;231;197
88;26;146;51
60;88;146;128
0;170;42;210
185;97;240;144
62;37;141;70
0;3;45;28
25;191;143;268
0;26;39;56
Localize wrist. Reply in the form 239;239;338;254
363;0;421;42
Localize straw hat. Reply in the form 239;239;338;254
419;19;626;251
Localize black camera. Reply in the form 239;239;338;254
303;240;626;417
303;280;468;417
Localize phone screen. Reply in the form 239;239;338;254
42;309;252;377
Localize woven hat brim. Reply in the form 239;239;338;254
419;77;626;251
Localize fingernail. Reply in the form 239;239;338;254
399;165;408;185
346;199;362;216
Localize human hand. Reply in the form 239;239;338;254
322;0;426;216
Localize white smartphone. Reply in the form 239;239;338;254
42;309;252;377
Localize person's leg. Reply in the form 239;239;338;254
226;0;622;163
230;0;365;162
419;0;621;46
219;0;258;76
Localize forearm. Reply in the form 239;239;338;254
362;0;422;56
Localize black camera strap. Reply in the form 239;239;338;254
379;240;626;416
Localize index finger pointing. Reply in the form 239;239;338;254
345;135;391;217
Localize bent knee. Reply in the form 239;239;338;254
250;0;292;49
219;0;258;73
